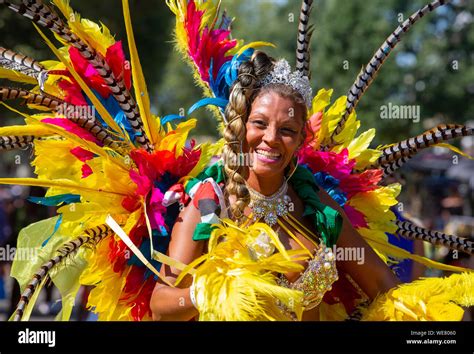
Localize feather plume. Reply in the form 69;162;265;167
0;125;54;137
368;124;473;177
166;0;274;129
122;0;155;146
1;86;63;110
0;135;34;150
325;0;447;150
2;0;152;151
396;220;473;255
358;227;472;273
0;87;122;149
295;0;314;79
0;177;128;197
361;272;474;321
0;66;39;85
0;46;44;78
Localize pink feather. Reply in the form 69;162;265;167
185;0;237;83
106;41;132;90
339;169;383;199
343;204;368;228
298;147;355;180
81;164;93;179
70;146;95;162
41;118;101;144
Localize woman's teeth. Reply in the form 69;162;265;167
256;149;281;160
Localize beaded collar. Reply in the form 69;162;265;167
247;179;292;227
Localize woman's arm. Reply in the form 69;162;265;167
149;201;205;321
317;188;401;300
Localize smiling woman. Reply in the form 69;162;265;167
0;0;473;324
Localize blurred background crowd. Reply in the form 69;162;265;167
0;0;472;320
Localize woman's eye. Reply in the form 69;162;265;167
252;120;266;127
281;128;297;135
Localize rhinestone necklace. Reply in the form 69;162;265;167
247;180;292;226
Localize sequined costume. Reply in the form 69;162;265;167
0;0;472;321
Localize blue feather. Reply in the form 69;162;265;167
161;114;185;124
84;89;137;142
314;172;347;207
28;194;81;206
185;48;256;116
41;214;63;248
187;97;229;115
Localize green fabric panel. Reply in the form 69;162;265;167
192;223;216;241
291;165;343;247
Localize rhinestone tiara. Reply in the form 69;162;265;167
260;59;313;109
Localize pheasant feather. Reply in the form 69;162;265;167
326;0;447;149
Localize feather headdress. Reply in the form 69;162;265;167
0;0;472;322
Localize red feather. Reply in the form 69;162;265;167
339;169;383;198
185;0;237;83
323;269;364;315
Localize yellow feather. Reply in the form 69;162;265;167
348;184;401;226
318;301;349;321
167;0;187;54
354;149;382;170
433;142;474;160
32;139;83;181
1;101;33;119
51;0;74;23
186;138;224;180
319;95;346;145
122;0;155;147
25;117;129;172
0;178;126;198
198;0;217;30
173;253;208;287
158;119;197;156
0;67;37;85
347;128;376;160
52;0;114;55
362;273;474;321
166;0;186;18
81;243;132;320
332;111;359;149
149;114;165;145
236;41;276;56
71;19;115;56
0;125;55;137
311;88;333;114
358;227;473;273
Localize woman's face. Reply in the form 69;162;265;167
245;91;305;179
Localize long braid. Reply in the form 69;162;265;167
223;52;274;221
223;64;252;220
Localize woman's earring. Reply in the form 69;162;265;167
286;156;299;181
